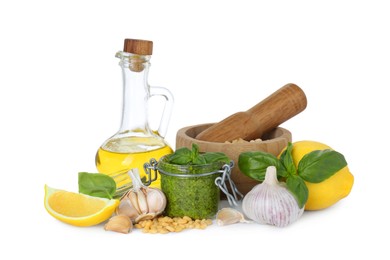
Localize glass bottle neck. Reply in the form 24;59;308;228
116;51;153;136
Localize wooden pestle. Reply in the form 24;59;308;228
195;83;307;142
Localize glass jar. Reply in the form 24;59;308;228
149;156;237;219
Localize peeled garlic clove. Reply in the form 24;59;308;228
216;207;249;226
104;215;133;234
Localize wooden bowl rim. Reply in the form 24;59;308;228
176;123;291;147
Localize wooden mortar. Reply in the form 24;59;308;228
176;123;292;195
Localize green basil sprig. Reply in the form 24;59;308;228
238;142;347;208
168;143;230;165
78;172;116;199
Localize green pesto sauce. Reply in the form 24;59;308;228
158;156;224;219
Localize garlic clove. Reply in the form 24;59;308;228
136;188;149;214
127;191;142;215
116;199;139;222
104;215;133;234
146;188;167;214
216;207;250;226
135;212;157;223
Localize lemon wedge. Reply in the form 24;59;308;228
44;185;119;227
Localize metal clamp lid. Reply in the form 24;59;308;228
143;158;159;186
215;161;243;206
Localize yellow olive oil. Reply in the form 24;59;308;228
96;137;173;188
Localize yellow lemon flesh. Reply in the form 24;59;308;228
44;185;119;227
286;140;354;211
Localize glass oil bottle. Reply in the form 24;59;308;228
96;39;174;189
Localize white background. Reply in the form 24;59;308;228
1;0;389;259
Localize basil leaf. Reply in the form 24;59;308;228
280;142;297;176
78;172;116;199
193;154;207;165
202;152;230;164
286;175;308;209
298;149;347;183
168;147;192;164
238;151;287;181
168;144;230;166
191;143;200;160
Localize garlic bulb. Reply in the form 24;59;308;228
242;166;304;227
116;168;167;223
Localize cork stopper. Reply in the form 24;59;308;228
123;39;153;55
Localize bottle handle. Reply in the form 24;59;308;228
149;86;174;137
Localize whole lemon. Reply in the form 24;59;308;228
285;140;354;211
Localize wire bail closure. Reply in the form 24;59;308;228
143;158;159;186
215;161;243;206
